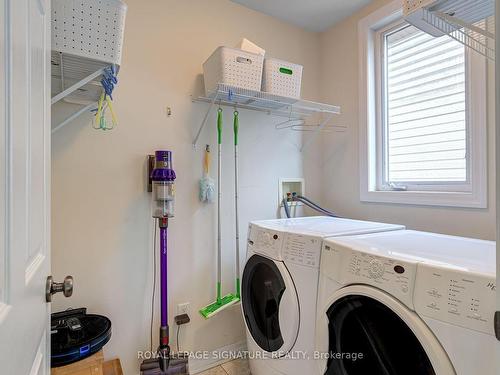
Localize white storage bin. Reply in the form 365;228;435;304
262;58;303;99
52;0;127;65
203;47;264;95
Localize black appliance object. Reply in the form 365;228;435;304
51;308;112;367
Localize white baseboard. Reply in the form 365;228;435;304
189;340;247;374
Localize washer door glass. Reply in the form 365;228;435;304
325;295;435;375
242;254;299;354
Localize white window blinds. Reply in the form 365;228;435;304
384;24;467;183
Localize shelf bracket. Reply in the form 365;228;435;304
300;112;335;153
192;89;220;148
51;67;106;105
51;102;96;134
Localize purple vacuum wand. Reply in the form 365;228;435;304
151;151;176;372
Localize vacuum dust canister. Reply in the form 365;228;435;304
151;150;176;218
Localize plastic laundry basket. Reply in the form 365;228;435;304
52;0;127;65
262;58;303;99
203;46;264;95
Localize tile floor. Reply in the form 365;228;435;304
197;358;251;375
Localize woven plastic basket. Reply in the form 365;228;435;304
52;0;127;66
203;47;264;95
262;58;303;99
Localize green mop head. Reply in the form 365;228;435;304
199;283;240;319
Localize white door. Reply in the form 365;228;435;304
496;0;500;370
0;0;53;373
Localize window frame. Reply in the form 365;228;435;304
377;21;472;192
359;0;487;208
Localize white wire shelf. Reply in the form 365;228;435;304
51;52;110;104
430;0;493;23
192;84;342;152
51;51;118;133
405;0;495;61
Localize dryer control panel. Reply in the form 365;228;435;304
414;264;496;336
321;243;416;309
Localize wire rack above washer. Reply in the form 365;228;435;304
192;84;342;152
194;84;340;118
404;0;495;61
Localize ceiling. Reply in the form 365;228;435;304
231;0;373;32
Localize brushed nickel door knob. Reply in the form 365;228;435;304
46;275;73;302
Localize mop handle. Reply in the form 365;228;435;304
233;111;240;298
217;108;223;302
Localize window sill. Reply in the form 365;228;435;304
360;190;487;208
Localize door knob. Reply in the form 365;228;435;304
46;275;73;302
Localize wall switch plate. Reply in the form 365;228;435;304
279;178;305;207
177;303;190;315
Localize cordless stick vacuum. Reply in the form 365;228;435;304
141;151;189;375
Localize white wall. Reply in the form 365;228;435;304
314;0;496;240
51;1;321;374
52;1;496;374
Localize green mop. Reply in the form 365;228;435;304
233;111;241;300
199;108;239;319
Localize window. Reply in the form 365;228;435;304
359;1;487;208
383;24;467;186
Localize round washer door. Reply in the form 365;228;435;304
317;285;456;375
241;254;299;356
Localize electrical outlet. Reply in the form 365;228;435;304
177;303;190;315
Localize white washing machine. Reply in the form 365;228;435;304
316;230;497;375
241;216;404;375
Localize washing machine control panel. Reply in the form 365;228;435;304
322;243;416;308
414;264;496;336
